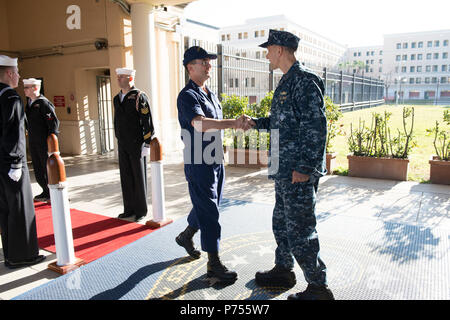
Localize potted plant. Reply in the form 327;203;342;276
426;110;449;185
221;93;271;168
325;96;345;174
347;107;416;181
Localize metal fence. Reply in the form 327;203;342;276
184;38;385;112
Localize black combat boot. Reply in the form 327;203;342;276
207;252;238;284
175;226;201;259
287;284;335;300
255;265;297;288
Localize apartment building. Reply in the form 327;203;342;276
341;45;384;78
383;30;450;101
219;15;347;70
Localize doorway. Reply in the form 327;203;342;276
96;75;114;154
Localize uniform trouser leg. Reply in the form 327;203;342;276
0;166;40;262
118;145;148;216
185;164;224;253
272;179;327;286
30;141;49;195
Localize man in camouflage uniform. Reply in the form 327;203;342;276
246;30;334;300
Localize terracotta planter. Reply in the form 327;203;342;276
429;156;450;185
326;153;337;175
225;147;268;168
347;154;409;181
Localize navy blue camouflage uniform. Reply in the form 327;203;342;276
254;30;329;286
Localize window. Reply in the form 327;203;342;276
402;54;407;61
256;52;260;59
433;65;438;72
396;43;401;49
411;54;416;60
410;66;415;73
432;77;437;84
402;66;407;73
379;67;383;72
409;78;415;84
442;65;447;72
403;43;408;49
427;53;432;60
243;32;248;39
251;77;255;87
261;30;265;37
417;66;422;72
221;35;225;41
254;31;259;38
395;66;399;73
412;42;416;48
434;53;439;59
418;41;423;48
235;78;239;88
238;33;242;39
227;34;230;41
418;54;423;60
444;40;449;47
379;50;383;55
442;77;448;84
229;78;234;88
371;60;374;64
353;52;357;57
435;40;440;47
396;55;401;61
371;51;374;56
427;41;433;47
425;77;430;84
366;51;370;56
379;59;383;64
426;65;431;72
443;52;448;59
358;52;361;56
416;78;421;84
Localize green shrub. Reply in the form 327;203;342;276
426;110;450;160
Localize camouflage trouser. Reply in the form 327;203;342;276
273;178;327;286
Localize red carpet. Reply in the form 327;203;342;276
34;202;155;263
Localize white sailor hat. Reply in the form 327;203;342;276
0;55;18;67
23;78;42;86
115;68;136;77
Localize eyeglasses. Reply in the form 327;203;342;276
192;60;211;66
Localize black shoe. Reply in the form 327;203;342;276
288;284;335;300
176;226;201;259
34;192;50;202
255;265;296;288
5;255;46;269
118;212;135;219
207;252;238;284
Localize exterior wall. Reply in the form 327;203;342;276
342;45;384;78
1;0;190;157
383;30;450;101
219;15;347;70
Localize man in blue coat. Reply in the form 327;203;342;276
176;46;249;284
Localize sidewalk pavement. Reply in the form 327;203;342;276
1;153;449;300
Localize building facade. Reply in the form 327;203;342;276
383;30;450;102
219;15;347;70
1;0;195;156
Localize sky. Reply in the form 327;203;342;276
184;0;450;47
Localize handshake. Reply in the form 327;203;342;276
234;115;256;131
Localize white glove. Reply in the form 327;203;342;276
8;168;22;182
141;144;150;158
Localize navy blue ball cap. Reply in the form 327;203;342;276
259;29;300;50
183;46;218;66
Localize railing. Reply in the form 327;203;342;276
184;38;385;111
